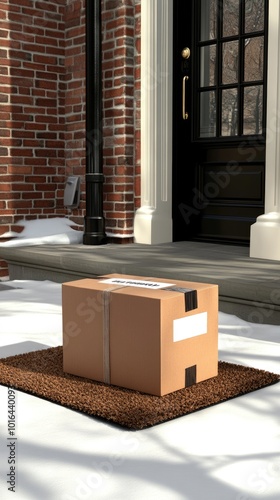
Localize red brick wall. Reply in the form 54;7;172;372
0;0;141;277
102;0;140;240
0;0;67;276
64;0;141;237
64;0;86;224
134;0;141;210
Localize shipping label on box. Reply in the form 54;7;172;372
62;274;219;396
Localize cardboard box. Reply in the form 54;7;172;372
62;274;219;396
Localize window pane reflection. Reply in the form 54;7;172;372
244;36;264;81
222;40;239;84
200;0;217;41
243;85;263;134
223;0;239;37
221;88;238;136
200;91;216;137
245;0;264;33
200;45;216;87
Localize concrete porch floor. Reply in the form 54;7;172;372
1;240;280;325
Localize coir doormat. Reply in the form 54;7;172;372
0;346;279;430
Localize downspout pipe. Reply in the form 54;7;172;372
83;0;107;245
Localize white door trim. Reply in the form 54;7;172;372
250;0;280;260
134;0;278;257
134;0;173;244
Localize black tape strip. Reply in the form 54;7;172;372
185;365;197;387
167;286;198;312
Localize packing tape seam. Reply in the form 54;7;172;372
102;285;127;384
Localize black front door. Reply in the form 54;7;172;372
172;0;268;245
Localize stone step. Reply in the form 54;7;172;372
1;241;280;325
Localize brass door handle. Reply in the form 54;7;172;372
182;75;189;120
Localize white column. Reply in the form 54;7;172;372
134;0;173;244
250;0;280;260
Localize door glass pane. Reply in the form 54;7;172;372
244;36;264;81
197;0;265;140
243;85;263;134
200;91;216;137
221;88;238;136
223;0;240;37
222;40;239;84
200;45;216;86
200;0;217;41
245;0;264;33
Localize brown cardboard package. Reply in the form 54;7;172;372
62;274;219;396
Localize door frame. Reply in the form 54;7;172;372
172;0;268;245
134;0;280;256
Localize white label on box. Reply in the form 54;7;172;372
173;312;208;342
99;278;175;289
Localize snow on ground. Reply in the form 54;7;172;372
0;217;83;247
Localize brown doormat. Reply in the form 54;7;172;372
0;346;279;430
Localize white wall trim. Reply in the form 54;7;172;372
134;0;173;244
250;0;280;260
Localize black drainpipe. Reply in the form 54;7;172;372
83;0;107;245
